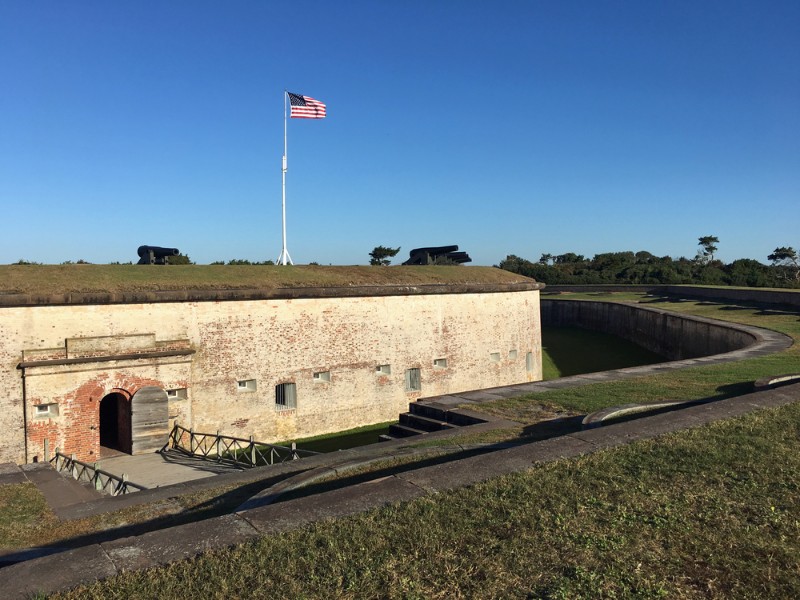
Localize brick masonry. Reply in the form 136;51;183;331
0;288;543;463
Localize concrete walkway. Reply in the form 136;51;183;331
97;449;243;489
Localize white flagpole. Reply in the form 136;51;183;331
277;90;293;265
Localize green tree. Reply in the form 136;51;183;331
768;247;800;285
168;254;193;265
697;236;719;263
726;258;772;287
369;246;400;266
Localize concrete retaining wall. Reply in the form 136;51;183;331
664;286;800;308
541;299;756;360
544;285;800;309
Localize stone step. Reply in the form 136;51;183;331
388;423;427;438
399;412;456;432
409;402;448;421
409;402;487;427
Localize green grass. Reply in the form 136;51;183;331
56;400;800;599
0;264;533;295
0;476;299;552
542;326;666;379
0;483;50;549
277;421;394;453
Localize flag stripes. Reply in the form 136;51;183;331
288;92;326;119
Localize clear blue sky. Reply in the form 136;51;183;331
1;1;798;266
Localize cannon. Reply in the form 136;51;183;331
137;245;180;265
402;245;472;266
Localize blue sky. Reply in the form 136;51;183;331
1;1;798;266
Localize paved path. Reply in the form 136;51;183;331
97;449;242;489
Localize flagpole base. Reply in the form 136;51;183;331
276;248;293;266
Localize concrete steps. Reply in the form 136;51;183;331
399;412;456;432
383;401;485;441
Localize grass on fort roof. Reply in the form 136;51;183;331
0;264;533;295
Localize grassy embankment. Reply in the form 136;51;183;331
10;293;800;597
0;264;533;295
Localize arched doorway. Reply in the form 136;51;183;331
99;392;132;454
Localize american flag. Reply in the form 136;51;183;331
288;92;327;119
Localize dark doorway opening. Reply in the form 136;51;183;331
99;392;131;454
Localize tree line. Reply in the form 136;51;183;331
498;237;800;288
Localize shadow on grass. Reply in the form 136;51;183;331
276;417;590;505
0;472;292;567
273;448;494;504
520;416;584;441
641;294;800;318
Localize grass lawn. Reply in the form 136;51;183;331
56;398;800;599
277;421;394;453
0;264;532;295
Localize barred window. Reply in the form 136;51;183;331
275;383;297;410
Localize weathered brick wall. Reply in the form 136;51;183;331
0;289;542;463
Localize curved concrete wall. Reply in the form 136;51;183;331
541;299;757;360
664;286;800;308
544;285;800;309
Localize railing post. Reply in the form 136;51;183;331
71;453;77;479
121;473;129;496
291;442;297;460
190;428;195;454
216;430;221;461
93;462;102;490
250;435;256;466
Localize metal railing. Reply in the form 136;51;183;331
163;423;321;468
51;451;148;496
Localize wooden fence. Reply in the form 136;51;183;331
162;423;321;468
51;451;148;496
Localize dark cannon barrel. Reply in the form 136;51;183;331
445;252;471;263
408;245;459;256
137;246;179;258
402;245;471;266
137;245;181;265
